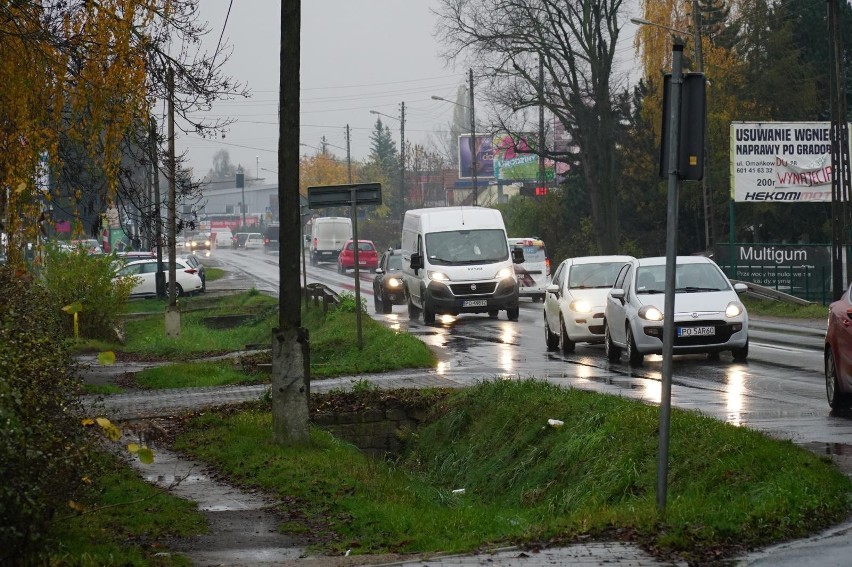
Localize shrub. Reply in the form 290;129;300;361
38;244;134;340
0;266;93;563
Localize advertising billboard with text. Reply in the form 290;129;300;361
730;121;851;203
458;134;495;180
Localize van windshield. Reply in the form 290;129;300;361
425;229;509;265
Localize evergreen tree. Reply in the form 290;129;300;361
368;118;400;215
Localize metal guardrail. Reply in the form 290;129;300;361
729;279;815;306
305;282;340;312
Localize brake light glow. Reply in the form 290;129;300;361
546;257;551;276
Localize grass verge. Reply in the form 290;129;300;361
45;451;206;565
742;296;828;319
172;380;852;563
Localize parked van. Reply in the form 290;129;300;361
310;217;352;265
401;207;524;325
213;229;233;248
508;237;550;302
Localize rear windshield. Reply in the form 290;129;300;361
347;242;375;252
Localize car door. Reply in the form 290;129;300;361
606;263;632;346
544;261;566;332
834;286;852;386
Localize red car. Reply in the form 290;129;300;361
337;239;378;273
826;287;852;410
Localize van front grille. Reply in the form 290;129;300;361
449;282;497;296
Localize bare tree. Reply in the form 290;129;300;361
434;0;628;253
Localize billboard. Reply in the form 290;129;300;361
730;121;850;203
493;133;555;181
458;134;494;179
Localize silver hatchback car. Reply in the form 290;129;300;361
603;256;749;365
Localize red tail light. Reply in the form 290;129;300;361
546;257;551;276
184;268;197;275
313;237;318;250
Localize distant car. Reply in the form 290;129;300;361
188;233;212;251
372;248;406;313
113;257;203;298
232;232;248;248
543;255;635;353
70;239;103;254
509;237;551;302
264;224;280;253
243;232;264;249
825;285;852;410
338;239;378;273
604;256;749;365
213;229;233;248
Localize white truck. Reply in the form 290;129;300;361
309;217;352;266
400;207;524;325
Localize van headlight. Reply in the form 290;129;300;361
428;271;449;282
638;305;664;321
569;299;592;313
495;267;514;280
725;302;744;318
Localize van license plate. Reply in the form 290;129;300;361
678;326;714;337
463;300;487;307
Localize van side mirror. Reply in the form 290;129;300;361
512;247;525;264
410;253;423;274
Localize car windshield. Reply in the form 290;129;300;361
426;229;509;265
567;262;625;289
635;263;730;294
387;254;402;271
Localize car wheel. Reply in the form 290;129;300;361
381;296;392;314
732;340;749;362
627;325;643;365
200;276;206;293
175;283;184;298
605;322;621;362
559;317;575;354
826;347;852;410
488;310;499;318
423;301;436;325
373;292;381;312
507;307;519;321
544;315;559;351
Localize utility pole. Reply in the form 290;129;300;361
345;124;352;183
166;65;180;337
273;0;310;445
829;0;851;298
149;118;165;299
469;68;478;206
400;101;406;220
692;0;713;251
538;57;546;191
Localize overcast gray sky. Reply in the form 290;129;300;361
181;1;641;181
182;0;462;180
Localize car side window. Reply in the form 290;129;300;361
551;263;565;288
622;266;634;297
613;264;629;290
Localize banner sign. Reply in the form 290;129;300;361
715;243;830;297
458;134;495;180
492;133;555;181
730;121;851;203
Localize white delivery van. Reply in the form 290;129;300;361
310;217;352;265
401;207;524;325
508;237;550;302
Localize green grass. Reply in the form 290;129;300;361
172;380;852;563
135;361;267;389
45;451;206;565
205;267;225;281
742;296;828;319
108;291;435;380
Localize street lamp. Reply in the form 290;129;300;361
432;78;478;206
632;7;712;252
369;106;405;219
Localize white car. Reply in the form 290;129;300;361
114;258;203;298
543;255;635;353
603;256;749;365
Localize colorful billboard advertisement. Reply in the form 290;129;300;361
730;121;852;203
492;133;558;181
458;134;495;180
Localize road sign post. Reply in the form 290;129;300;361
307;183;382;350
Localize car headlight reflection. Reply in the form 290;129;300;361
386;277;402;288
495;267;514;280
725;302;743;318
428;271;449;282
638;305;664;321
569;299;592;313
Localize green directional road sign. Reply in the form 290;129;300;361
307;183;382;209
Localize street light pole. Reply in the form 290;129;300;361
469;68;478;206
369;107;405;219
